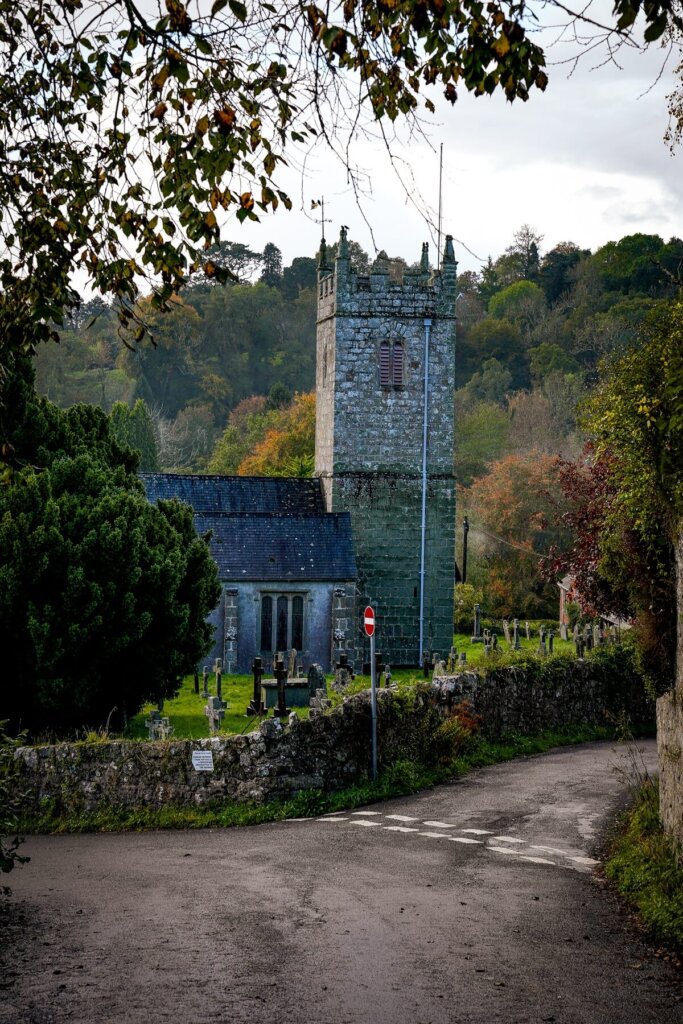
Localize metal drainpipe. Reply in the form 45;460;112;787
419;317;432;665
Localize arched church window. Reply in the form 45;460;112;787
260;592;308;653
260;595;272;652
276;596;288;651
292;596;304;650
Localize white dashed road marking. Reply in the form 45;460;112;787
306;810;596;872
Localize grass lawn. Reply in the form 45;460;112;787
125;625;575;740
451;629;575;665
125;673;310;740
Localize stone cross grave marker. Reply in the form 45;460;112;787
288;648;297;678
145;709;174;740
525;621;531;640
513;619;521;650
502;619;511;645
204;695;227;734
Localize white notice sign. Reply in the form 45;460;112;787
192;750;214;772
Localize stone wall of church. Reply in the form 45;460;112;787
201;580;354;675
315;235;457;665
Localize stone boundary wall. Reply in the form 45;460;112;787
14;660;653;815
657;692;683;847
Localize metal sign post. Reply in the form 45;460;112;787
364;606;377;781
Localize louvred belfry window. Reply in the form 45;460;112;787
392;342;404;387
379;341;391;388
379;341;404;390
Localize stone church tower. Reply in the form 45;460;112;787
315;228;457;667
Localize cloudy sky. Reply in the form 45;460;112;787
236;15;682;275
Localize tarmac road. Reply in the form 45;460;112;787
1;739;681;1024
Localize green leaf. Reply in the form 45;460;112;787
229;0;247;21
643;12;668;40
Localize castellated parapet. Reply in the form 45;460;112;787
315;229;457;666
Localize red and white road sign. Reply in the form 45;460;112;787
363;606;375;637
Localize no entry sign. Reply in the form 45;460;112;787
363;606;375;637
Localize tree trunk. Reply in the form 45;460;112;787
657;528;683;851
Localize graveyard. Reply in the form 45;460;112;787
123;620;581;741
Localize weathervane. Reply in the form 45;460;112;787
311;197;330;238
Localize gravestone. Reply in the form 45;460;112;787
288;648;297;678
433;658;447;678
471;603;482;642
447;647;457;672
145;709;174;740
459;652;467;665
201;666;210;699
422;651;431;679
502;619;511;645
560;623;568;642
273;655;290;718
247;656;266;716
548;630;555;654
309;687;332;719
333;653;352;691
204;695;226;734
525;621;530;640
383;664;392;687
513;619;521;650
307;664;327;700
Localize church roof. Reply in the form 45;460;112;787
140;473;325;514
196;512;357;581
141;474;356;581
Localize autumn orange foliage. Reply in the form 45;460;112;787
461;450;567;618
237;391;315;477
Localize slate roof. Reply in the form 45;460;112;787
141;473;356;581
141;473;325;514
195;513;357;581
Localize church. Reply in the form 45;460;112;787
143;228;457;671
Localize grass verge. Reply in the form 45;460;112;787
604;779;683;956
19;723;617;835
